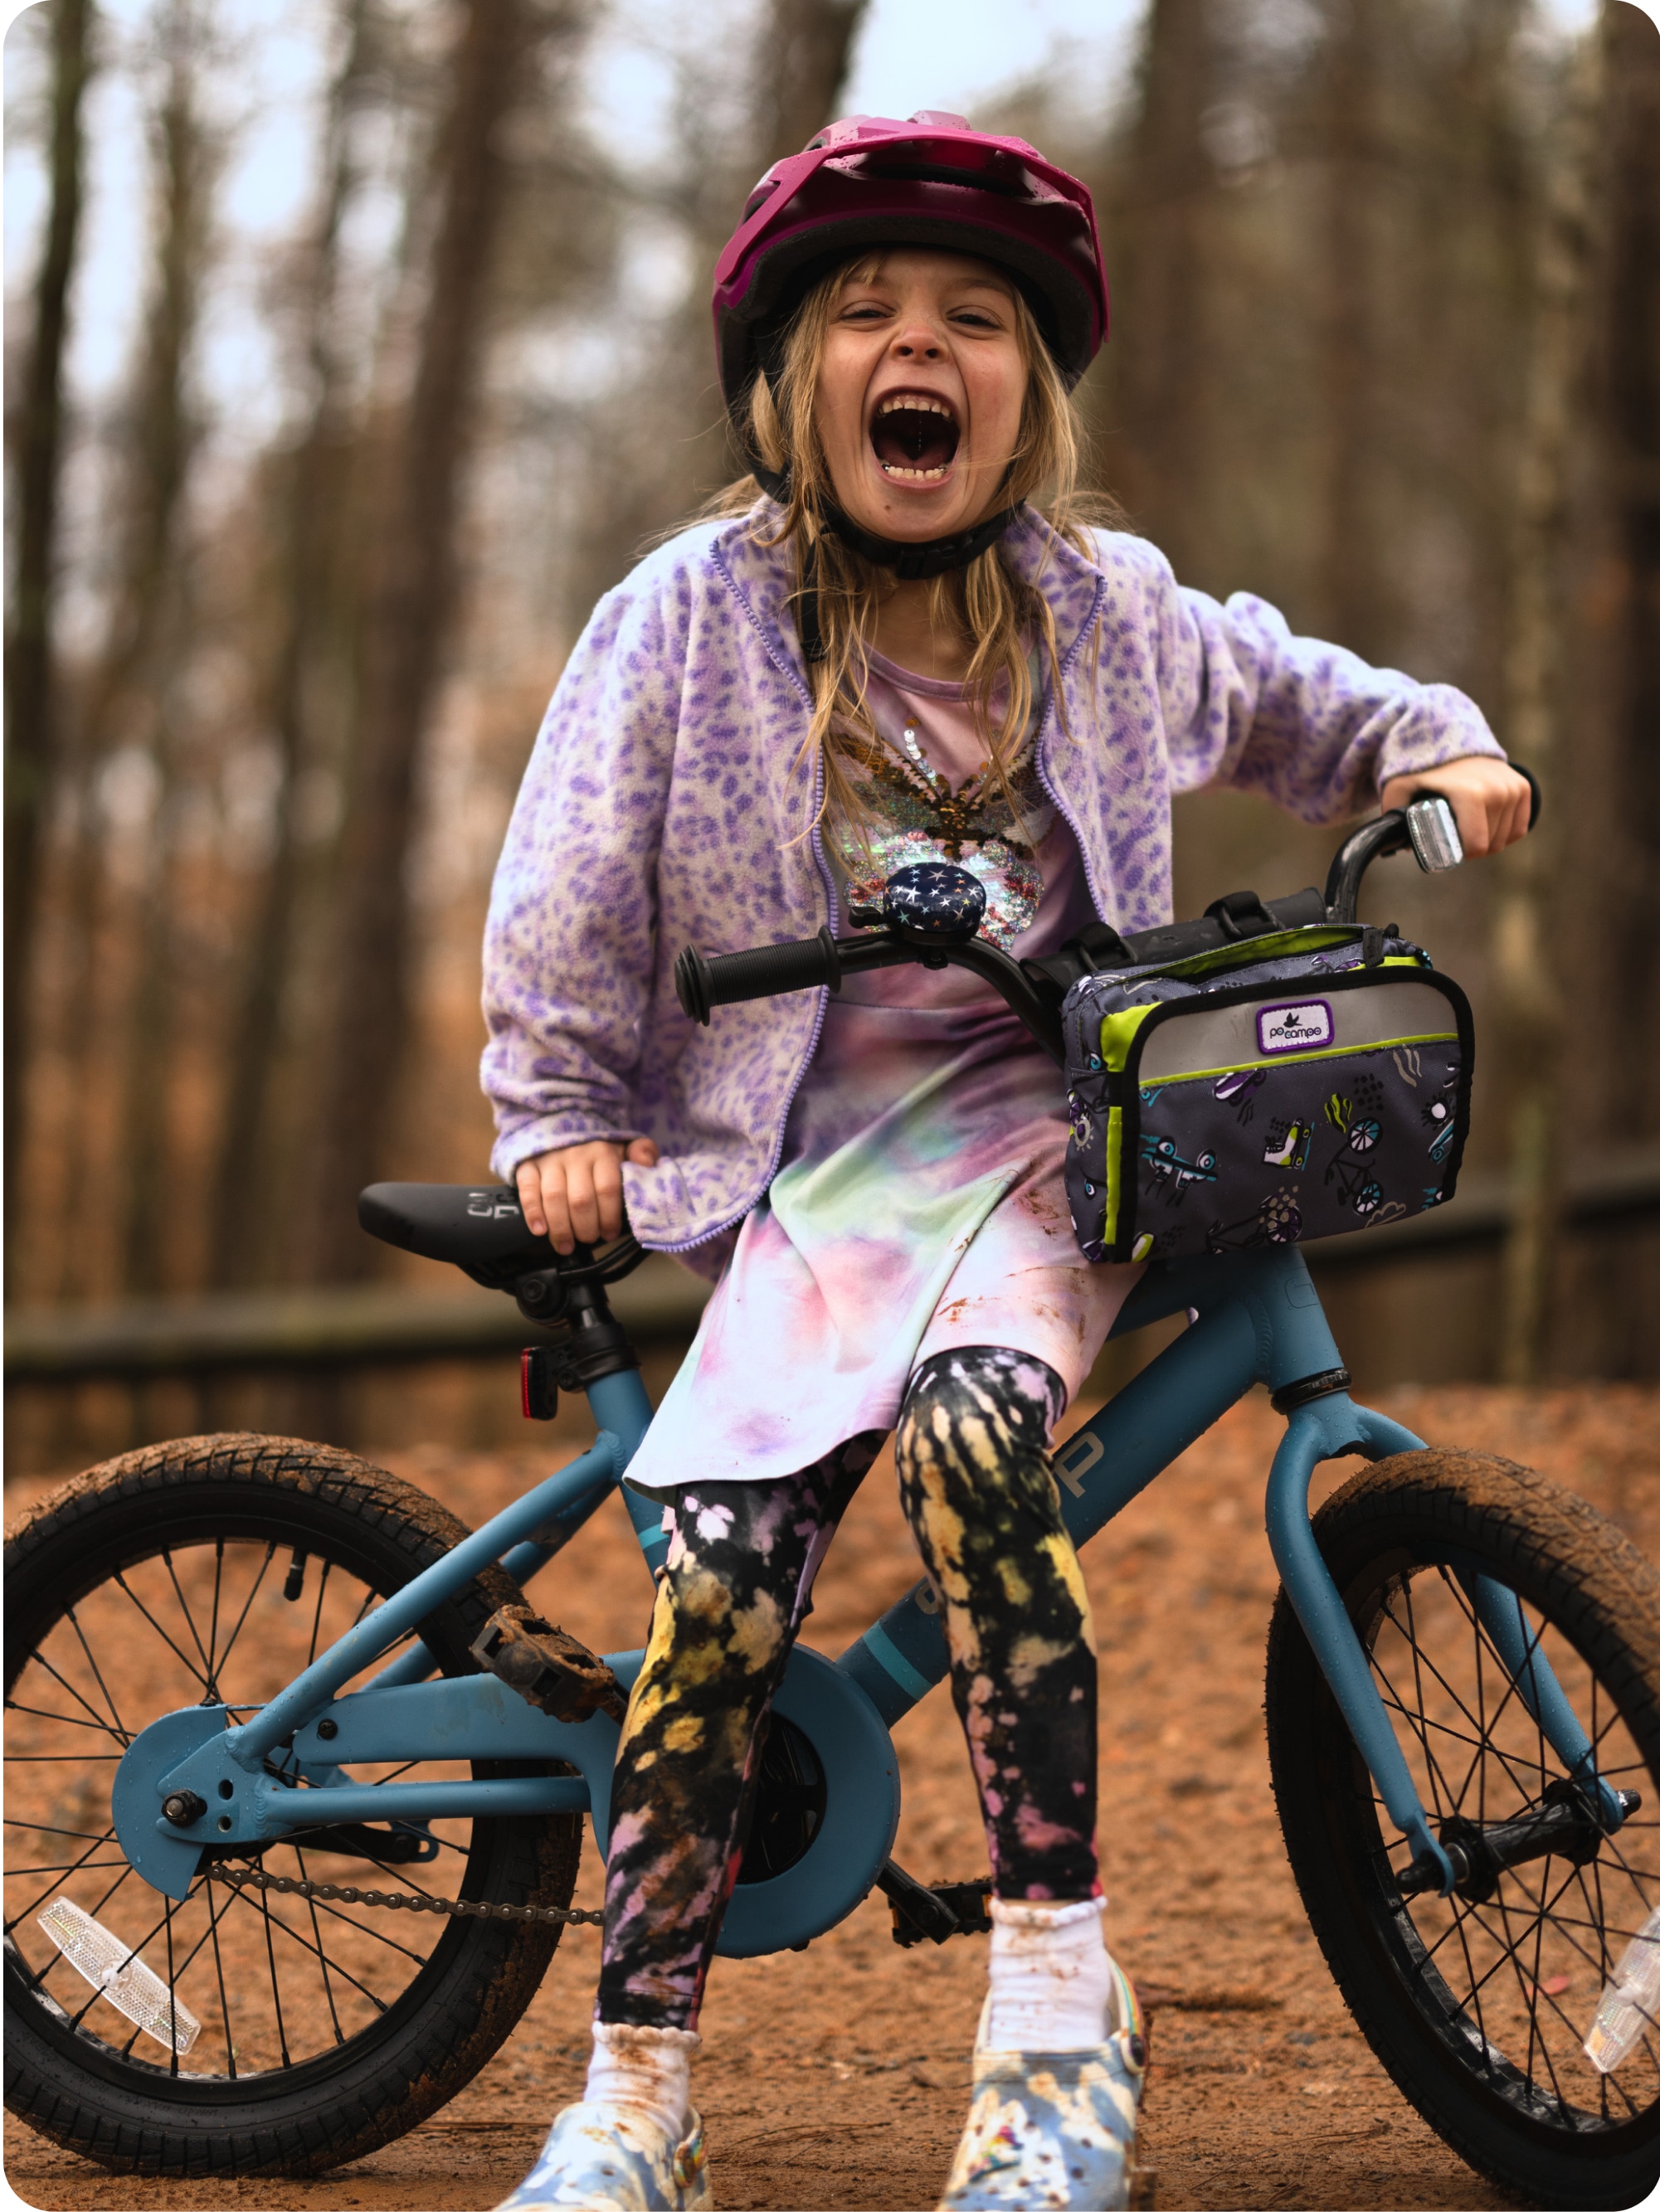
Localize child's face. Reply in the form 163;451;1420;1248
813;250;1027;545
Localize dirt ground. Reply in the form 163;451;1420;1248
6;1382;1658;2212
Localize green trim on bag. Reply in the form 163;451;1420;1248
1099;1004;1160;1072
1137;1031;1458;1091
1127;925;1359;984
1093;950;1429;1068
1103;1104;1125;1246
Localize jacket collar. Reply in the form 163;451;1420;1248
710;500;1105;691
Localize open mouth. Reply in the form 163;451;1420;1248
869;393;961;482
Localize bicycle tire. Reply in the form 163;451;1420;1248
1265;1448;1660;2210
3;1433;583;2177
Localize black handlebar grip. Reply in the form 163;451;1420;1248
1513;761;1542;831
675;927;842;1025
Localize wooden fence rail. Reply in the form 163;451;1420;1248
6;1155;1658;1388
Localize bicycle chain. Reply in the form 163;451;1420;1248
207;1862;602;1927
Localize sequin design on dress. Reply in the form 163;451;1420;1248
835;717;1049;949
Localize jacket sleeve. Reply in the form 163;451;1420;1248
1132;538;1505;823
481;558;685;1180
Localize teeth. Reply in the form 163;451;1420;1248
881;463;950;480
877;395;954;420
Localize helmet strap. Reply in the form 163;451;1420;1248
751;462;1018;666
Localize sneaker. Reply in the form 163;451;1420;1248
937;1959;1148;2210
494;2100;712;2212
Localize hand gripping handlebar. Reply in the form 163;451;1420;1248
677;775;1539;1053
674;866;1067;1062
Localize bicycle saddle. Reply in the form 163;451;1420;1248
358;1183;548;1269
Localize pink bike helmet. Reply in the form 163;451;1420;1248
712;111;1109;411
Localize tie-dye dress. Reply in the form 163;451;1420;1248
625;648;1142;1494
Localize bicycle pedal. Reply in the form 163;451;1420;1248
879;1863;993;1947
470;1605;627;1723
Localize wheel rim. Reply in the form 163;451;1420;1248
1352;1551;1660;2142
5;1514;518;2092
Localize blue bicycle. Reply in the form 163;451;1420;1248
7;807;1658;2210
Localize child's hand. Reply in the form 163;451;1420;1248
1377;756;1533;858
515;1138;660;1254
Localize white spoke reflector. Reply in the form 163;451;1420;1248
37;1898;201;2054
1585;1905;1660;2075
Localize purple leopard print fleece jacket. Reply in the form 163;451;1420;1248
481;503;1501;1276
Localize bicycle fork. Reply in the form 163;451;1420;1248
839;1244;1628;1897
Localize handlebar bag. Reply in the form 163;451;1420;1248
1060;925;1473;1264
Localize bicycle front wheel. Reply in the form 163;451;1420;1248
4;1434;583;2177
1265;1449;1660;2210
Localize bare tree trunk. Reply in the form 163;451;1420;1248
4;0;95;1293
1103;0;1215;570
115;7;215;1296
1494;24;1602;1383
1599;2;1660;1131
301;0;529;1282
755;0;867;170
46;0;212;1301
207;0;373;1290
1317;0;1384;653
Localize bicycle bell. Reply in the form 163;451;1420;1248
865;862;989;946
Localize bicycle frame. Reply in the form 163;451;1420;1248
112;1242;1623;1933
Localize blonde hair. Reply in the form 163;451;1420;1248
708;253;1122;844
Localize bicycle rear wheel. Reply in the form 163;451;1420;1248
1265;1449;1660;2210
4;1434;583;2176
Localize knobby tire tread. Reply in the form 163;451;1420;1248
4;1434;583;2179
1266;1449;1660;2211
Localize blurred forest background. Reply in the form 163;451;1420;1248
5;0;1658;1462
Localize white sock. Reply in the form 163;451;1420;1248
982;1895;1115;2052
582;2021;699;2141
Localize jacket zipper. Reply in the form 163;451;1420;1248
1033;572;1109;923
657;542;836;1257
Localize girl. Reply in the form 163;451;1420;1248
481;114;1531;2212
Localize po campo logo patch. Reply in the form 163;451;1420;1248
1257;999;1334;1056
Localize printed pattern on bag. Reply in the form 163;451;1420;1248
1061;931;1473;1265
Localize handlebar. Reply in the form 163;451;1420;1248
674;918;1065;1062
677;773;1539;1060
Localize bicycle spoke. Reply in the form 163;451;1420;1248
1377;1610;1501;1808
1371;1640;1470;1816
256;1883;293;2067
63;1609;132;1743
1400;1578;1481;1820
162;1549;215;1683
4;1699;134;1734
210;1542;278;1683
278;1884;435;1966
2;1826;124;1934
1427;1887;1497;2075
295;1846;345;2048
164;1897;180;2078
220;1884;394;2012
2;1860;129;1876
3;1819;114;1844
1439;1573;1558;1802
307;1558;333;1668
207;1539;225;1685
1492;1861;1573;2117
112;1576;212;1693
14;1646;125;1742
205;1874;238;2078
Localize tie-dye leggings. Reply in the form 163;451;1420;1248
597;1345;1100;2030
